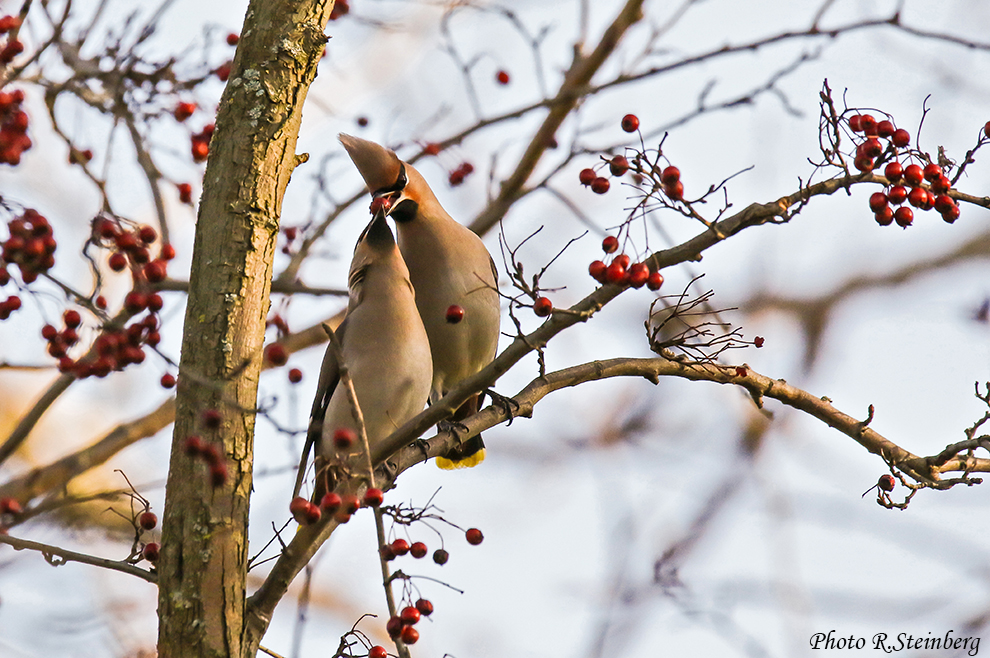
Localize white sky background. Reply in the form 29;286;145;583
0;0;989;656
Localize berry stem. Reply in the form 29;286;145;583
374;506;412;658
321;325;376;490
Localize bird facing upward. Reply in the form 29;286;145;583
339;133;500;469
308;209;433;499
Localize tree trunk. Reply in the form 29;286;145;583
156;2;334;656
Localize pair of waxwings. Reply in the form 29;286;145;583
308;134;500;498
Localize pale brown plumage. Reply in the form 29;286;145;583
308;210;432;499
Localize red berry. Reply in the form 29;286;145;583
386;616;403;639
423;142;441;156
380;543;397;561
363;488;384;507
144;260;167;283
933;194;955;214
579;168;596;186
923;163;942;182
907;187;927;208
854;156;874;172
333;427;356;450
894;206;914;227
609;155;629;176
139;511;158;530
620;114;639;132
177;183;194;203
533;296;553;317
400;626;419;645
859;138;883;159
401;606;421;625
892;128;910;148
61;309;81;329
184;435;204;456
860;114;877;136
445;304;464;324
369;647;388;658
660;166;680;186
161;373;177;389
589;260;607;283
887;185;907;205
342;494;360;514
265;343;288;366
495;70;510;85
226;33;239;46
931;174;951;194
410;541;427;558
878;474;896;492
391;538;410;556
160;244;176;260
647;271;664;291
627;262;649;288
320;492;341;512
591;177;610;194
848;115;863;132
215;61;232;82
191;139;209;162
288;368;303;383
42;324;58;341
941;204;961;223
874;207;893;226
876;120;895;138
138;225;157;244
903;164;924;186
465;527;484;545
415;598;434;616
605;261;627;285
433;548;449;565
601;235;619;254
868;192;888;213
614;254;630;269
664;180;684;201
173;102;196;122
142;542;160;562
108;252;128;272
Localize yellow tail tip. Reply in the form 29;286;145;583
436;448;486;470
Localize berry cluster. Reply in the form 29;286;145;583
845;113;960;226
48;301;163;379
190;123;214;163
588;235;663;290
385;600;433;646
2;209;56;287
448;161;474;187
0;88;31;165
95;217;170;281
135;509;159;562
0;15;23;64
184;419;229;487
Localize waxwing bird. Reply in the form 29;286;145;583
307;209;433;499
339;133;500;469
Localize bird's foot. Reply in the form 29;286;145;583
484;388;520;425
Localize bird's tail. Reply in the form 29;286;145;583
436;434;486;470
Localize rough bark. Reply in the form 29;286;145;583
156;2;334;657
